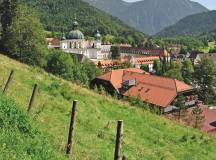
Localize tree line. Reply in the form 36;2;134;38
153;57;216;105
0;0;101;86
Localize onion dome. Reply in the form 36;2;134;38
61;32;66;40
68;19;84;39
95;30;101;40
68;30;84;39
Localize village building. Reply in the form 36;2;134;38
92;68;196;113
115;46;171;63
60;19;111;60
94;56;160;72
189;52;216;65
46;38;60;49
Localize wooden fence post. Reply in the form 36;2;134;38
3;70;14;93
122;155;128;160
66;100;78;155
114;120;124;160
27;84;38;112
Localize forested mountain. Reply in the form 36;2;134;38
83;0;208;35
157;11;216;37
18;0;145;43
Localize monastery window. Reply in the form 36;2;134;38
69;42;72;49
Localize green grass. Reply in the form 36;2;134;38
0;54;216;160
0;92;67;160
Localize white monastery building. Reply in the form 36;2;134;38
60;19;111;60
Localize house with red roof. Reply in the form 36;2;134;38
92;68;196;113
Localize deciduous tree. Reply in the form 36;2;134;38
194;55;216;104
5;5;47;66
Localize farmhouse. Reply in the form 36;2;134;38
92;68;195;113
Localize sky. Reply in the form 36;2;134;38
123;0;216;10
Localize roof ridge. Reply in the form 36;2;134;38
138;81;176;91
174;79;178;94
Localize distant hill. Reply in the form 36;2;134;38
18;0;145;42
83;0;208;35
156;11;216;37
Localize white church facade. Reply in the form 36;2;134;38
60;19;111;60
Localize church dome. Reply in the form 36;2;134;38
95;30;101;40
68;30;84;39
68;18;84;39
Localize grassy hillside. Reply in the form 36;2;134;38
0;93;66;159
156;11;216;37
1;54;216;160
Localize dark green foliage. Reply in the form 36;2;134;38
1;4;48;67
111;46;121;59
46;49;74;80
0;0;17;52
140;64;149;72
175;96;187;120
164;61;184;81
157;11;216;37
46;50;101;86
182;59;194;84
192;104;204;129
19;0;145;44
153;60;162;75
209;47;216;53
0;93;66;159
194;55;216;104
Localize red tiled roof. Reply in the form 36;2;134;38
97;56;159;68
174;79;193;92
46;38;60;46
97;68;148;91
96;69;193;108
132;56;160;65
123;75;178;107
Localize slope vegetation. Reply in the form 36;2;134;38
0;54;216;160
0;93;66;159
157;11;216;37
84;0;208;35
19;0;145;41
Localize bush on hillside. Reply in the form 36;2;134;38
46;49;101;86
0;92;66;160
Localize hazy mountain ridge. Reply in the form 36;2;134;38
83;0;208;35
156;10;216;37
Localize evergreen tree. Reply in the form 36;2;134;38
175;96;187;120
194;55;216;104
192;104;204;129
182;59;194;84
153;60;162;75
0;0;17;52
